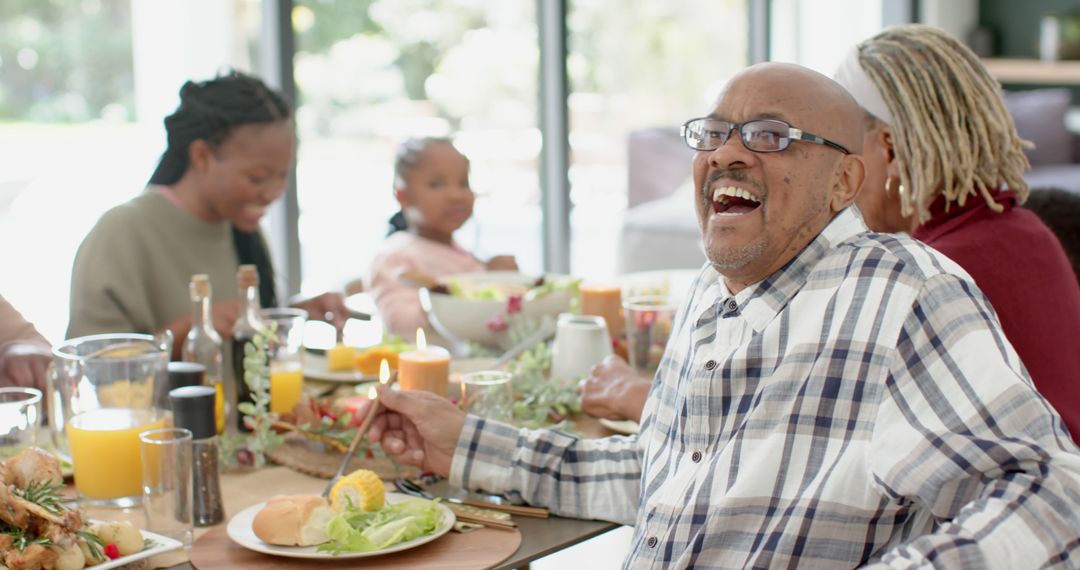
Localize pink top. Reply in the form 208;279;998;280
368;232;484;340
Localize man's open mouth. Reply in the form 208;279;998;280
711;186;762;215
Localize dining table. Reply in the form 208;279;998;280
143;464;622;570
76;290;653;569
67;384;629;570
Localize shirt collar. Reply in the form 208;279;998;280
697;207;868;333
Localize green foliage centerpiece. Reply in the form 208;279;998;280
222;322;284;469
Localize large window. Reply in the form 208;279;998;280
0;0;264;341
566;0;747;279
292;1;541;298
770;0;884;74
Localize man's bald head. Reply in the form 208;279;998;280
716;62;865;155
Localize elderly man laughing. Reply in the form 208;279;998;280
359;62;1080;569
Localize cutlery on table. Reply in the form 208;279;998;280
393;479;519;530
394;478;549;519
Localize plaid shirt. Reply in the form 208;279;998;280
450;207;1080;568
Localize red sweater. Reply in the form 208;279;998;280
912;191;1080;443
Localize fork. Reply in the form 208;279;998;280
394;478;549;518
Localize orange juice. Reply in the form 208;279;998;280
270;362;304;414
213;382;225;435
68;408;167;500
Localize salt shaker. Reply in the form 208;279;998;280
169;385;224;526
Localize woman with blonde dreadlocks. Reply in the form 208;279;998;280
835;24;1080;442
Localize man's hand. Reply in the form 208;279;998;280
364;385;467;477
484;255;519;272
578;355;651;423
0;342;52;390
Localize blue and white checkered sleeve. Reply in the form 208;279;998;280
868;273;1080;568
448;415;642;524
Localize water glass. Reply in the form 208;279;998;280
50;333;170;507
0;387;42;458
260;308;307;415
460;371;513;422
623;296;676;377
140;428;193;547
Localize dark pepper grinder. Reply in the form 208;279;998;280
169;385;224;526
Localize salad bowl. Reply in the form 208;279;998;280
420;271;576;348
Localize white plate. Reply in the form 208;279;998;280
303;352;378;383
599;418;640;435
226;493;455;559
90;526;184;569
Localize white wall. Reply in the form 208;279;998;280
769;0;883;74
920;0;979;44
131;0;243;126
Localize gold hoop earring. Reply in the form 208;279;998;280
897;184;906;201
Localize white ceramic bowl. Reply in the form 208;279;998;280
420;271;573;347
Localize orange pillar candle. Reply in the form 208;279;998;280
580;284;624;338
397;329;450;397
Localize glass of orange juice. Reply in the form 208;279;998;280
50;333;170;507
260;308;307;415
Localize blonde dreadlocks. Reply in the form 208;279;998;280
855;24;1031;224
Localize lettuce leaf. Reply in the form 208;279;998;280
317;499;443;555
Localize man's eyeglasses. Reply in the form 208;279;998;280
680;117;851;155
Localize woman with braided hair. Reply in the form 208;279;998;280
67;71;351;353
835;24;1080;441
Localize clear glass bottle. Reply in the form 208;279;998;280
230;265;264;432
182;274;228;435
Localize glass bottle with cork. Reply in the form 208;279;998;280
230;264;264;432
182;274;229;435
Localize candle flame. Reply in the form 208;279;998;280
416;328;427;351
368;385;377;399
379;358;390;384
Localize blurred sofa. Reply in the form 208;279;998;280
616;88;1080;274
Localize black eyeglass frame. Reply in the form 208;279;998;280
680;117;851;155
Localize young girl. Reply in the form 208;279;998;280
368;137;517;341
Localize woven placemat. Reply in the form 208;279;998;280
267;434;419;480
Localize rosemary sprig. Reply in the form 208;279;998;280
4;525;53;552
14;481;65;515
76;529;105;561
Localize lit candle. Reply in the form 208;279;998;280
397;329;450;397
580;283;623;338
344;359;393;424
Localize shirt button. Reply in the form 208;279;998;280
704;360;717;371
692;451;702;463
647;536;658;548
726;299;738;311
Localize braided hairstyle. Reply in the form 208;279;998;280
855;24;1032;224
148;70;291;307
387;137;460;236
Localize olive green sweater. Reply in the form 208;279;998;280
66;190;248;339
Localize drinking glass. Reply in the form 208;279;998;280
260;308;307;415
623;296;676;377
140;427;193;547
0;387;42;459
50;333;170;507
460;371;514;422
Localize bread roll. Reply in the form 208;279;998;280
252;495;334;546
